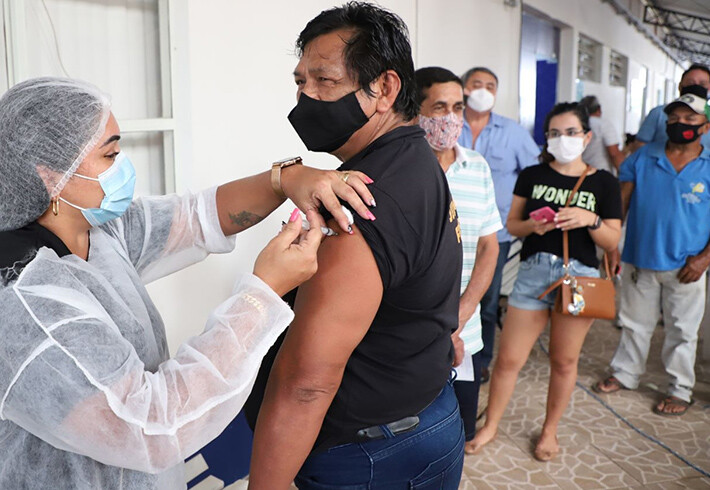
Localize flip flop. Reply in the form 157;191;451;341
653;396;694;417
592;376;626;394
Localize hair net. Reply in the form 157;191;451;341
0;77;111;231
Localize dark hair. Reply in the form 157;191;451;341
539;102;590;164
681;63;710;82
460;67;499;86
414;67;463;108
295;1;417;120
579;95;601;115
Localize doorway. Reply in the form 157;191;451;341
519;10;560;146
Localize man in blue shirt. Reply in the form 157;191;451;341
458;66;540;380
595;91;710;416
635;64;710;149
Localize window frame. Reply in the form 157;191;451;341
1;0;179;194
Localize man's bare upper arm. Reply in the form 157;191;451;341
273;222;384;385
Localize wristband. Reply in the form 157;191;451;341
588;215;602;230
270;157;303;199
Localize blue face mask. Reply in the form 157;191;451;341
60;152;137;226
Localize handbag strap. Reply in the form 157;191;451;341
562;166;591;268
537;168;591;301
560;165;612;279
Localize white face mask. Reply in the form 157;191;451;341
466;88;495;112
547;136;586;164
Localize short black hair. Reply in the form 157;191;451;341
461;67;499;86
539;102;590;164
682;63;710;82
296;2;417;120
579;95;601;115
414;67;463;108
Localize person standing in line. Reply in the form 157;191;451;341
458;66;540;382
579;95;624;174
469;102;621;460
631;63;710;152
594;91;710;417
415;66;502;455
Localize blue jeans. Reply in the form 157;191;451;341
295;380;464;490
508;252;600;310
453;351;482;441
480;240;511;368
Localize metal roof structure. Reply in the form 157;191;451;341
644;0;710;66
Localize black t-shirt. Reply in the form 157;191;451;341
514;163;622;268
0;222;71;285
244;126;463;451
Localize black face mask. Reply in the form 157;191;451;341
666;121;704;144
287;91;370;153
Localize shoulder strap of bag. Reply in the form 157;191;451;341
562;166;591;267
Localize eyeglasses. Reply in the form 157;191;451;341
545;129;586;138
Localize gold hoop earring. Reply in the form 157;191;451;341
52;198;60;216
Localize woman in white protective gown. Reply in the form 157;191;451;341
0;77;376;489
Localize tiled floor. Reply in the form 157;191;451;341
227;315;709;490
460;316;710;489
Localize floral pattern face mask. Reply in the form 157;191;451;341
419;113;464;151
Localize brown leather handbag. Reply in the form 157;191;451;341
537;167;616;320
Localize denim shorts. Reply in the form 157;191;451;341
508;252;600;311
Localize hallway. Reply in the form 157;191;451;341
458;315;710;489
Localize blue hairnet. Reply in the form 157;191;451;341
0;77;111;231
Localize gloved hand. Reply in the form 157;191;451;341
253;208;323;296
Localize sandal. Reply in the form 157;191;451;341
592;376;625;394
653;396;694;417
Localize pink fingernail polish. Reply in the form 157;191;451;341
289;208;300;222
370;199;377;207
348;225;353;234
367;211;376;221
364;176;374;184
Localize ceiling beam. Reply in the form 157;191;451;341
600;0;684;65
665;35;710;58
644;5;710;38
643;5;710;65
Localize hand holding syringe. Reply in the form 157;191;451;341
285;205;355;237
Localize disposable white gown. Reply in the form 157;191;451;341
0;187;294;489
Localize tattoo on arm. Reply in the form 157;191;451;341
229;211;264;228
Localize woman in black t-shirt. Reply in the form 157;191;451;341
469;103;622;460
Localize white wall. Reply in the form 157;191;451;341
416;0;522;120
579;45;627;139
153;0;683;353
524;0;681;144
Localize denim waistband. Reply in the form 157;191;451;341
524;252;564;265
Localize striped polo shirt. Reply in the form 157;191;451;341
446;144;502;353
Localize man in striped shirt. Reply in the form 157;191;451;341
416;67;502;454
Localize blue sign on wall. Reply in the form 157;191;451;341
534;59;559;146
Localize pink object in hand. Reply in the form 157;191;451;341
529;206;557;222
